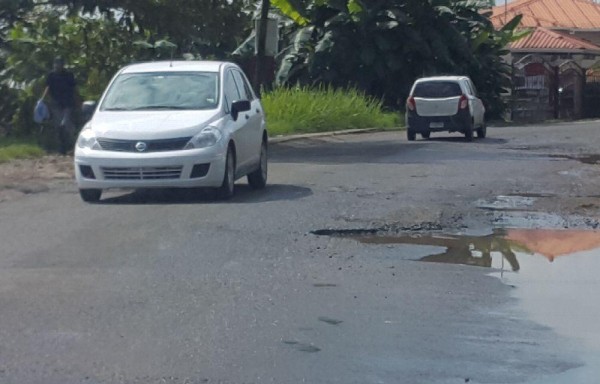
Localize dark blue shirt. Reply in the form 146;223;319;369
46;70;76;108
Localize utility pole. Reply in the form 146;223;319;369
254;0;271;97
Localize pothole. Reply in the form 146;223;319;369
476;195;537;211
549;154;600;165
474;195;600;229
311;222;443;237
492;211;599;229
316;228;600;270
354;230;521;270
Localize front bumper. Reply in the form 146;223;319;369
406;110;471;133
74;146;226;190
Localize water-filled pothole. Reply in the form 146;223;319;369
315;226;600;380
317;228;600;269
354;230;521;270
549;154;600;165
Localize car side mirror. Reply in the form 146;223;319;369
81;100;98;123
231;100;251;121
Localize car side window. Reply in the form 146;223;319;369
463;80;474;96
224;70;242;113
469;80;479;97
242;74;256;100
232;70;253;101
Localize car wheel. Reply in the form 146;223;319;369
407;129;416;141
248;140;267;189
79;188;102;203
476;122;487;139
464;121;474;142
421;131;430;139
216;146;235;199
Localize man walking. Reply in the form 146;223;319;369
42;56;78;154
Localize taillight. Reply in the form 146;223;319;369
459;94;468;110
407;97;416;111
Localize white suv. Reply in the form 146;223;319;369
405;76;486;141
74;61;268;202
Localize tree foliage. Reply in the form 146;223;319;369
274;0;525;118
0;0;250;142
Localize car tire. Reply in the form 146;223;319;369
407;129;416;141
216;146;235;200
248;140;267;189
464;121;474;142
421;131;430;139
79;188;102;203
476;122;487;139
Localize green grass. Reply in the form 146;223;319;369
262;86;403;136
0;138;45;163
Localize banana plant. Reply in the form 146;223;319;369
273;0;528;118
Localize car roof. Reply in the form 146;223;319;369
415;76;469;83
119;61;231;74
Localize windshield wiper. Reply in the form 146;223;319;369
103;107;132;111
131;105;189;110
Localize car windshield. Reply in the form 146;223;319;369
413;81;462;98
101;72;219;111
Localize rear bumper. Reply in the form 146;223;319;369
406;110;471;133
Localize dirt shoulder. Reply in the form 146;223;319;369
0;155;74;203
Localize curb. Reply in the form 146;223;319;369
269;127;397;144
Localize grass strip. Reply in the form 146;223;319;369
0;139;45;163
262;86;403;136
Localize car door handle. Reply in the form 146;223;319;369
256;109;261;114
245;115;250;120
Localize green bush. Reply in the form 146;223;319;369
0;139;45;163
262;86;402;136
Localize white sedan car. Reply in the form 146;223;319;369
74;61;268;202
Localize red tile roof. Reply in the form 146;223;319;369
491;0;600;29
510;26;600;52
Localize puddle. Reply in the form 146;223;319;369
352;229;600;269
331;228;600;382
492;243;600;383
355;231;520;271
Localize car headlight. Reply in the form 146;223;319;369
184;126;222;149
76;126;100;150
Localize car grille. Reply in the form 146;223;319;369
101;166;183;180
97;137;192;152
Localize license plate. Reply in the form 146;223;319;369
430;122;444;128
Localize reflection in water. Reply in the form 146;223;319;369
356;231;520;271
506;229;600;262
354;229;600;270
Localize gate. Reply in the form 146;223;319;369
511;55;555;121
584;68;600;118
558;61;584;120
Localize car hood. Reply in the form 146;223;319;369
89;110;222;140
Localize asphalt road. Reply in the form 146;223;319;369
1;122;600;384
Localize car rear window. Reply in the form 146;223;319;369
413;81;462;98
